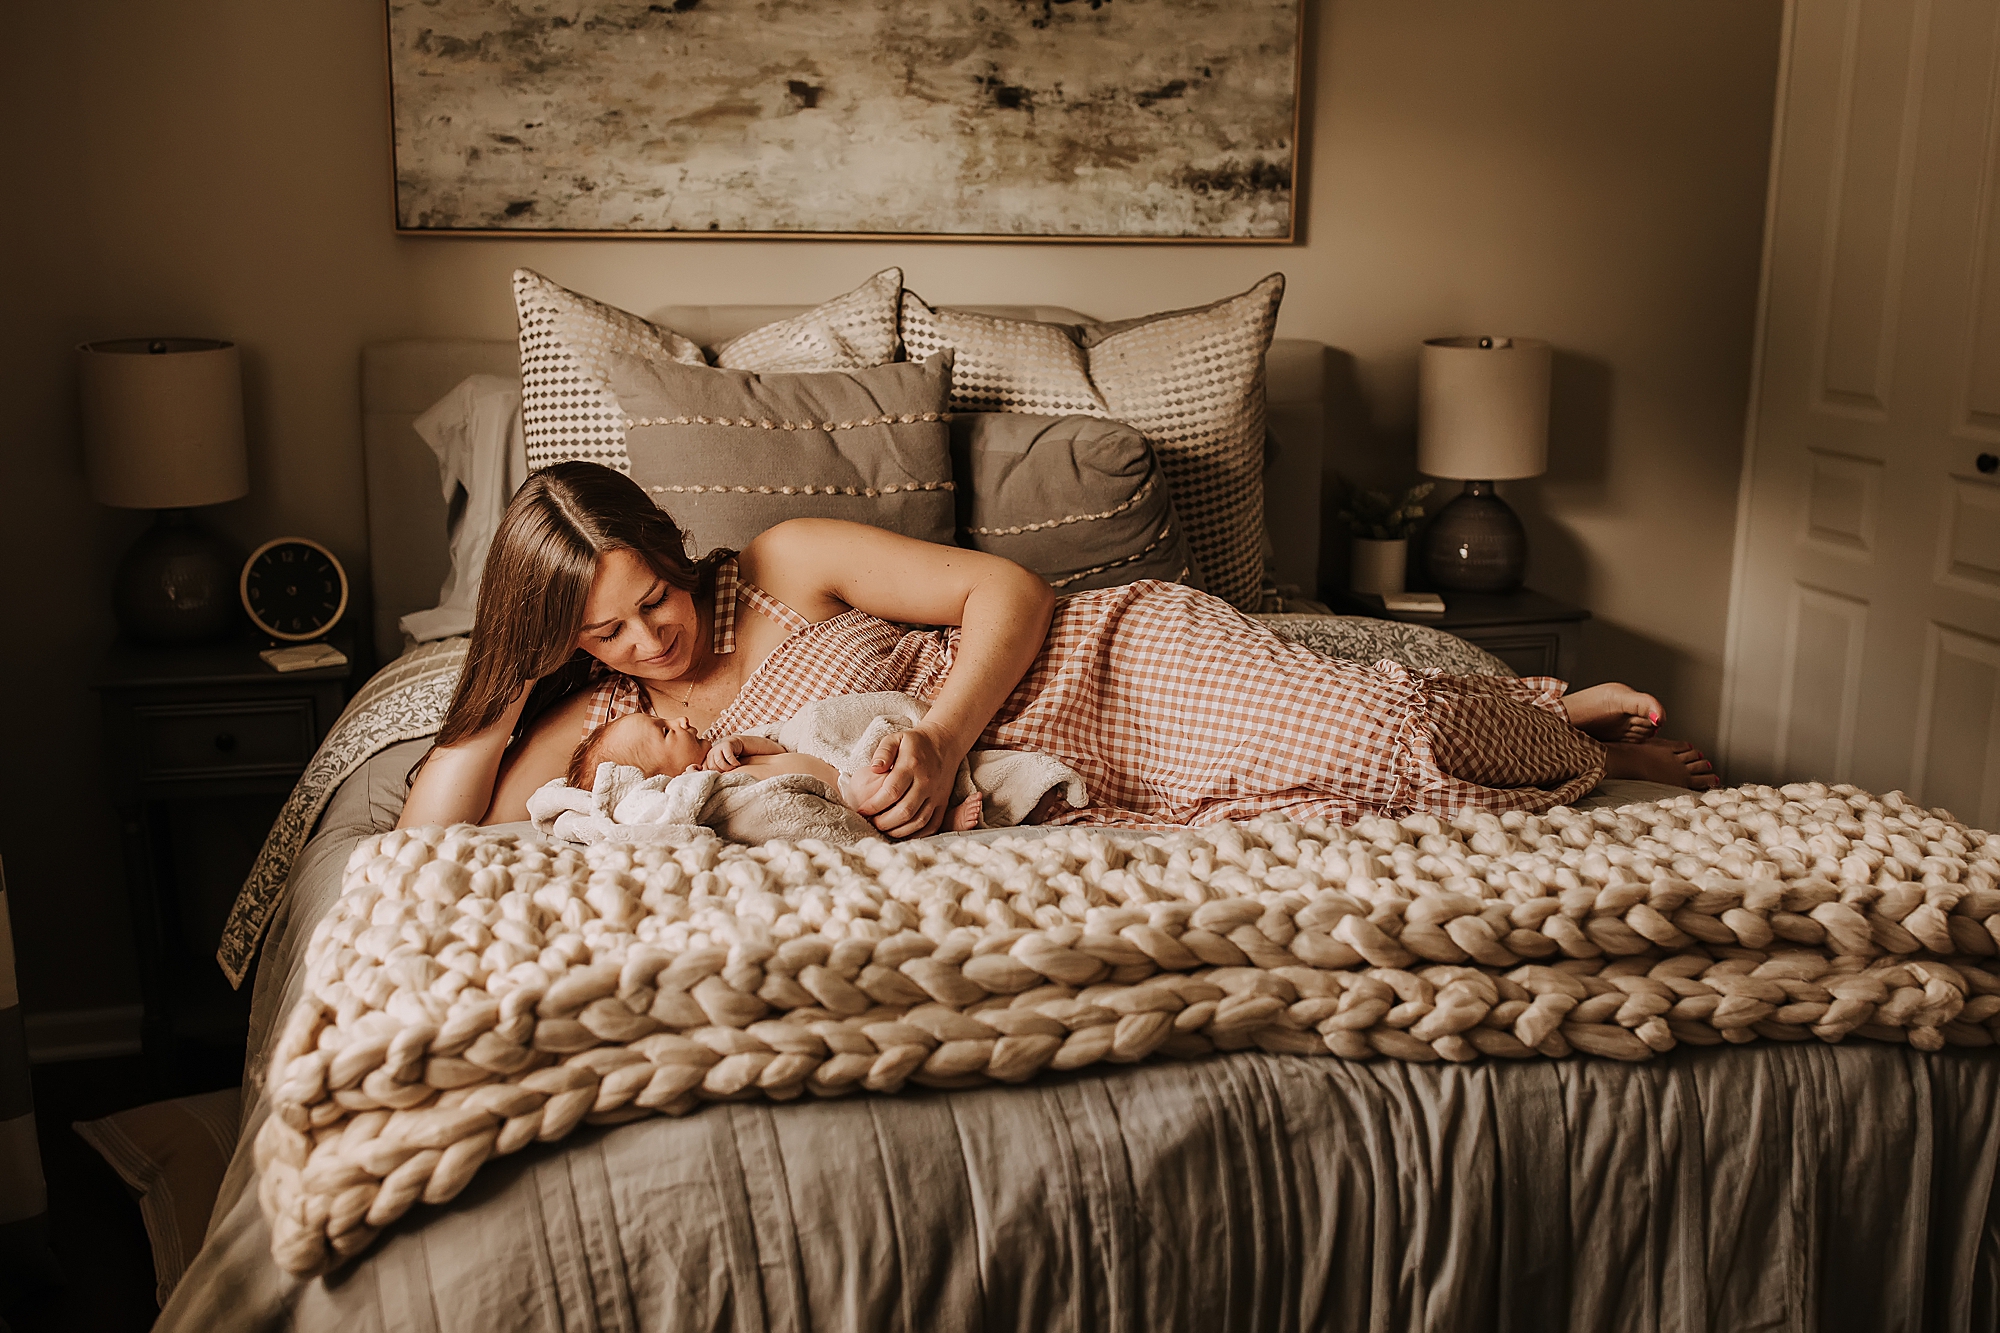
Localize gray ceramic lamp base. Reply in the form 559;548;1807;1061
1423;480;1527;593
113;509;243;644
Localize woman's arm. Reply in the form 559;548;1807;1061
398;682;532;829
743;519;1055;838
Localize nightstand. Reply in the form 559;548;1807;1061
94;635;352;1085
1329;587;1590;680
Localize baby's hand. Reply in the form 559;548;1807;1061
704;737;747;771
840;766;895;809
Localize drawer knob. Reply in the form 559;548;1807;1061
214;732;237;753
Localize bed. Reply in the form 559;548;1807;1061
157;299;2000;1332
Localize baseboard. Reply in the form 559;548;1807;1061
23;1006;144;1064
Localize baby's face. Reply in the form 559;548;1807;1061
597;712;705;777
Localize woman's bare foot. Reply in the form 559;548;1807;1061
1602;737;1720;790
1563;683;1663;742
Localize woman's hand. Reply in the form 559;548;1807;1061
851;725;961;839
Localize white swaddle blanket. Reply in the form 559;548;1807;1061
527;691;1087;846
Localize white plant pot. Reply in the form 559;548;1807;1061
1350;537;1408;596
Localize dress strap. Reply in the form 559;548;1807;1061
739;581;813;637
710;553;810;648
710;555;742;655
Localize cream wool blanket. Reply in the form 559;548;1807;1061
255;782;2000;1278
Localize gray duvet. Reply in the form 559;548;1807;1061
160;742;2000;1332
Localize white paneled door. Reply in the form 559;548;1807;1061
1723;0;2000;829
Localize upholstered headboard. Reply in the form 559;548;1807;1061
360;306;1327;662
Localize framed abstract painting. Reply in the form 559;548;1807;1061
385;0;1304;241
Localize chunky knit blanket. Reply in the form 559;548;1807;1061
254;780;2000;1277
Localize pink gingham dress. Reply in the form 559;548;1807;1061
584;560;1604;825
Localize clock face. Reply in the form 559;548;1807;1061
241;538;348;642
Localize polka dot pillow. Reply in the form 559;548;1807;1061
512;269;709;474
902;275;1284;610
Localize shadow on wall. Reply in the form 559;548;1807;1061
1317;346;1419;598
1320;345;1617;604
1547;349;1613;489
1511;348;1613;606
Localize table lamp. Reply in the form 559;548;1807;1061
1417;335;1551;593
79;337;250;644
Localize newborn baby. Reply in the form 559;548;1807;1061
569;709;991;831
567;691;1087;832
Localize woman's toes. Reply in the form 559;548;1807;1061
1671;743;1720;787
1568;682;1667;742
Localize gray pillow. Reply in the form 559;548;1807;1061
609;351;956;557
950;413;1199;593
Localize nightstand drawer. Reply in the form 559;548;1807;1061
1460;630;1562;679
1328;588;1588;682
132;698;319;780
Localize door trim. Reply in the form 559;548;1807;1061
1719;0;1804;773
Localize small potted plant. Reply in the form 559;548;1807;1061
1335;480;1434;596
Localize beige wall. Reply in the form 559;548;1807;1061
0;0;1781;1012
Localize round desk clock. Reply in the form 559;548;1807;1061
240;537;348;642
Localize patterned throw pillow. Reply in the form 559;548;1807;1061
900;293;1109;415
513;269;709;474
951;413;1197;593
1255;614;1513;678
1081;276;1284;613
608;350;956;558
714;268;903;373
899;276;1284;610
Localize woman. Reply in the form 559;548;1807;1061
401;462;1715;836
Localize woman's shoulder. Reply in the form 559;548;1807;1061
739;517;848;565
737;520;855;617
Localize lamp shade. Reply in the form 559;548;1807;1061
1417;336;1550;481
78;338;248;509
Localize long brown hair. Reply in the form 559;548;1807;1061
433;460;731;749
